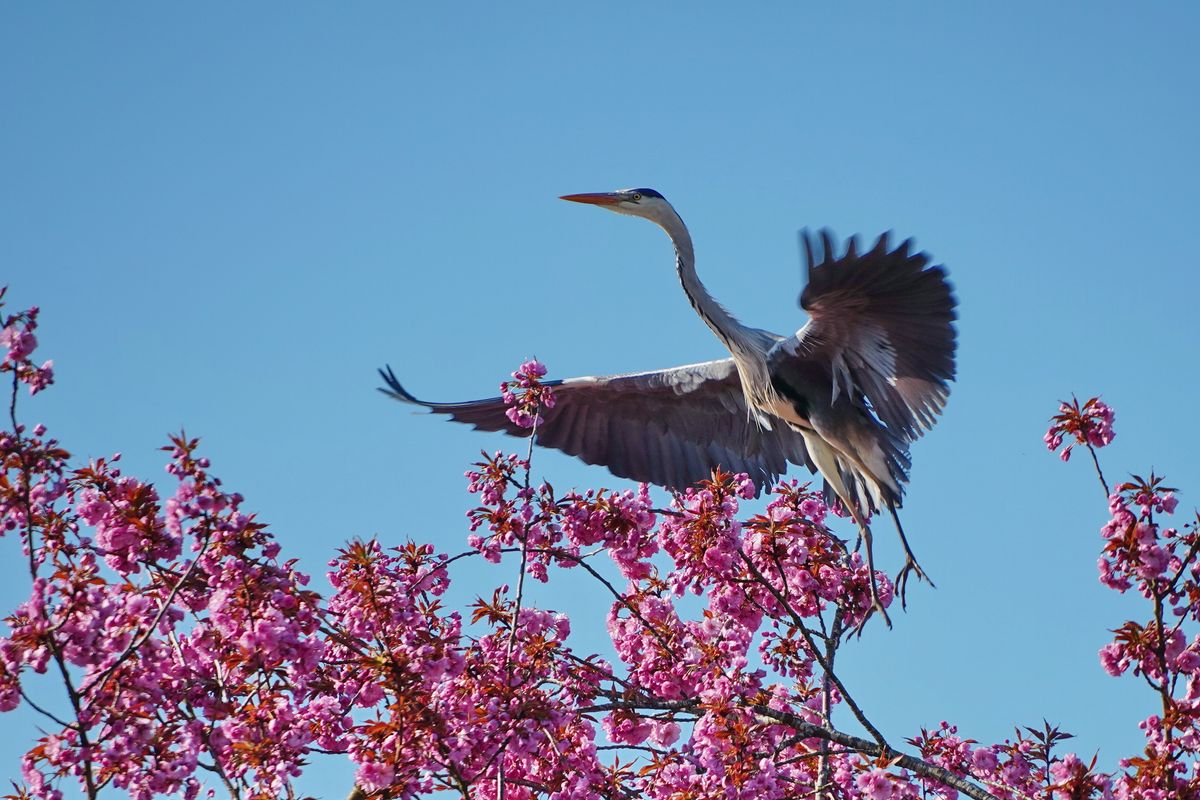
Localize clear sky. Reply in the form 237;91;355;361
2;4;1198;796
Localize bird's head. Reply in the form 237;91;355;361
560;188;676;225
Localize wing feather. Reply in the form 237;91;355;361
781;229;957;442
378;360;814;494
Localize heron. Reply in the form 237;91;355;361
379;188;956;626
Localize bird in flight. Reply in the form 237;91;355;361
380;188;956;626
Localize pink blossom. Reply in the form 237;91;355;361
649;719;681;747
1100;642;1129;677
1175;648;1200;674
856;768;896;799
355;761;395;793
972;746;999;772
1046;396;1116;461
499;358;556;429
27;360;54;394
1;324;36;362
603;712;653;745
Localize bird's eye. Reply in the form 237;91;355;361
631;192;642;201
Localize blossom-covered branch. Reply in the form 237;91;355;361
1;292;1188;800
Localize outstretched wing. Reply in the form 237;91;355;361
782;230;957;443
379;360;814;493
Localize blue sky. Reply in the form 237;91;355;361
2;4;1198;796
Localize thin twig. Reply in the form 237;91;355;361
779;747;859;767
18;688;76;729
48;645;99;798
9;371;100;797
527;547;676;653
595;744;664;755
1085;442;1109;498
816;608;844;799
498;407;543;800
736;549;888;748
10;371;38;583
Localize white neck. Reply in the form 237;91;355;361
654;207;763;358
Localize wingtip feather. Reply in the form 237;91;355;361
377;365;425;405
800;229;816;281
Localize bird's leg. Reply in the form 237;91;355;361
844;506;891;634
803;437;891;632
887;503;934;610
856;523;891;632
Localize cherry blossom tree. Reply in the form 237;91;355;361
1;292;1196;800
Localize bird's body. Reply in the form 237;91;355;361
380;188;956;626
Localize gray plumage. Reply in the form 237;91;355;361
378;359;815;492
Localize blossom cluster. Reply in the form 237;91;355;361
1045;396;1116;462
4;428;333;799
0;289;54;396
459;436;1079;799
1093;473;1200;797
464;448;658;583
321;537;624;796
1050;399;1200;799
500;358;556;429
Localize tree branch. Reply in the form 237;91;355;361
736;549;888;749
582;695;998;800
748;704;999;800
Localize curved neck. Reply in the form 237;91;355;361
656;208;762;357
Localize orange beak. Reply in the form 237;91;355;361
560;192;623;206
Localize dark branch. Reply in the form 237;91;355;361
748;704;999;800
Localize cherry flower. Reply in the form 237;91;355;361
1045;396;1116;462
501;358;555;429
0;294;55;396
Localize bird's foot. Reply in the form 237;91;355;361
852;575;893;636
894;554;935;610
